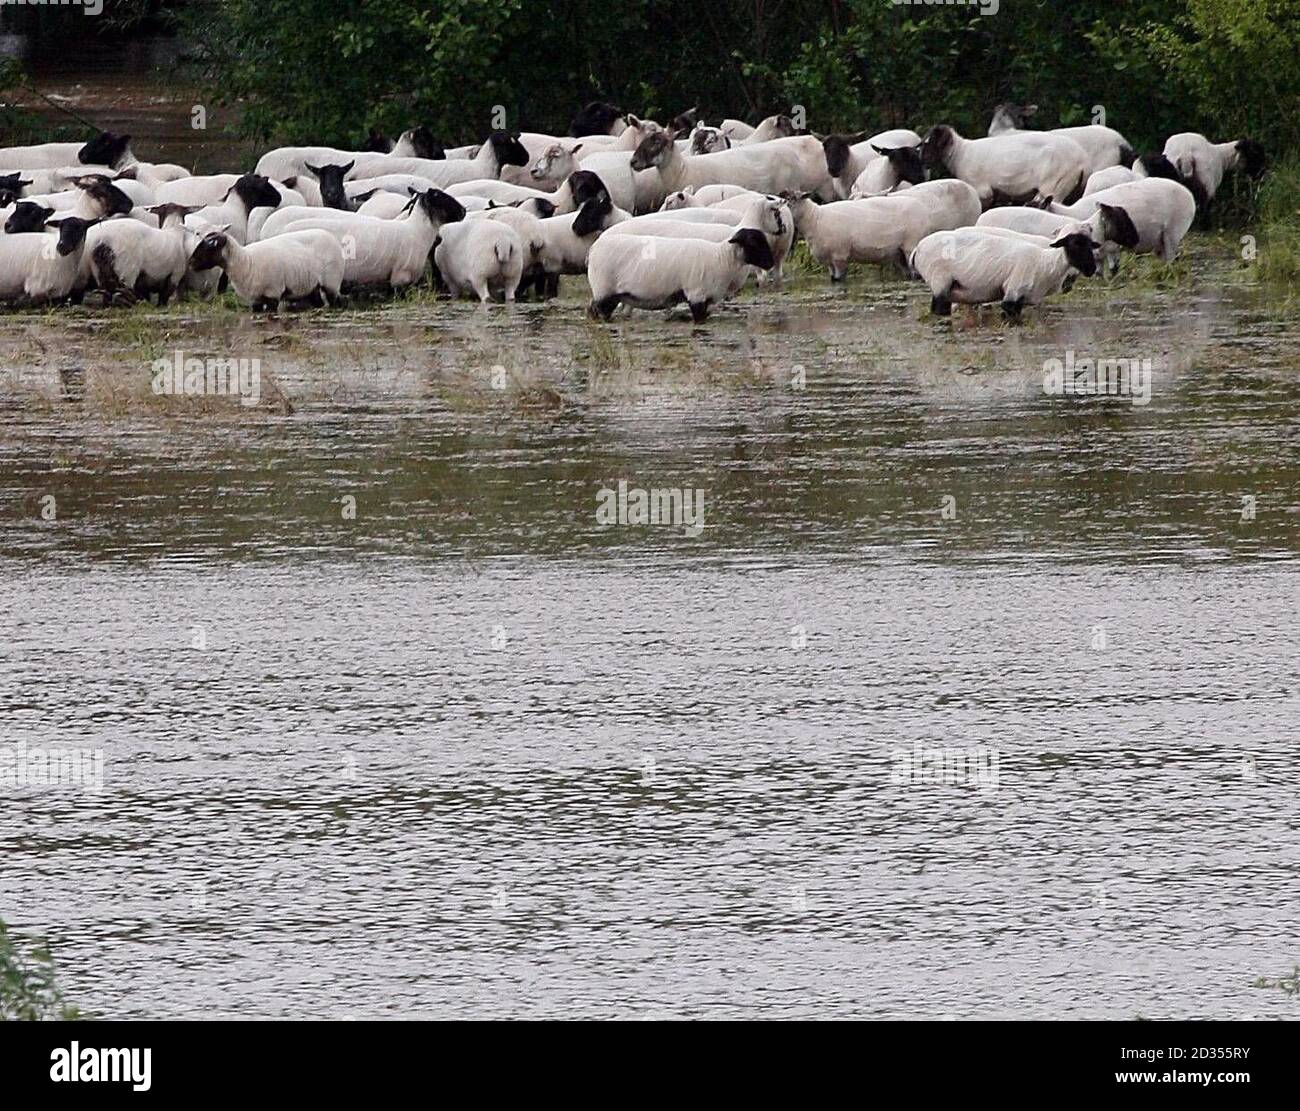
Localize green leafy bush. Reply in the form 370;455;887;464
0;918;81;1021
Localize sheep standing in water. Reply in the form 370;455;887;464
911;229;1100;320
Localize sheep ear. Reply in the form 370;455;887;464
625;114;640;128
282;176;298;189
1024;104;1040;116
342;161;355;174
351;188;379;204
41;205;55;219
684;186;695;196
571;143;583;155
407;186;419;195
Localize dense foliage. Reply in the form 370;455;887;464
173;0;1300;157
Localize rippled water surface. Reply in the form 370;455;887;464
2;234;1298;1018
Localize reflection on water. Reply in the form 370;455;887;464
1;238;1298;1017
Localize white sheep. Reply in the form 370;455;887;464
1162;133;1266;206
155;173;242;208
433;220;524;303
587;227;776;321
822;129;924;199
987;104;1136;175
920;125;1091;207
258;188;466;290
83;203;200;305
610;195;792;286
3;176;134;232
1084;166;1137;195
1042;178;1197;261
630;131;832;197
528;142;644;214
343;132;532;189
475;204;548;297
530;191;632;297
183;174;286;245
977;201;1140;275
187;226;345;310
660;184;757;209
0;216;101;303
784;192;933;280
852;179;983;238
448;179;557;206
0;131;134;172
910;228;1100;320
347;174;440;202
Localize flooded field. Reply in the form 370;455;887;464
2;237;1298;1019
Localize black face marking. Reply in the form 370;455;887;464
307;162;354;210
878;145;925;186
516;197;556;219
823;136;851;178
363;128;392;153
1053;233;1099;277
77;131;132;168
666;107;698;136
51;216;98;256
487;131;530;169
1236;139;1266;179
417;189;466;226
1137;153;1181;182
567;170;609;206
188;232;229;271
920;127;956;174
79;178;134;217
4;201;54;234
729;227;775;270
231;174;282;213
149;203;201;227
0;172;31;194
569;101;623;138
572;191;612;237
1097;203;1140;250
406;126;444;160
629;132;671;172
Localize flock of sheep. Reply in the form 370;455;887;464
0;100;1266;322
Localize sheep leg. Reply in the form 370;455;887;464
829;260;848;282
688;300;711;323
544;272;560;300
156;280;174;308
1158;234;1179;263
890;249;911;279
252;297;277;313
930;284;954;317
1001;298;1025;324
589;295;621;321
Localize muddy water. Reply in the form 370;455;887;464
2;241;1299;1019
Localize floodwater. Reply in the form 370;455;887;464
2;240;1298;1019
2;55;1298;1019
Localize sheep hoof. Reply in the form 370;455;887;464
930;296;953;317
1001;299;1025;323
688;301;710;323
